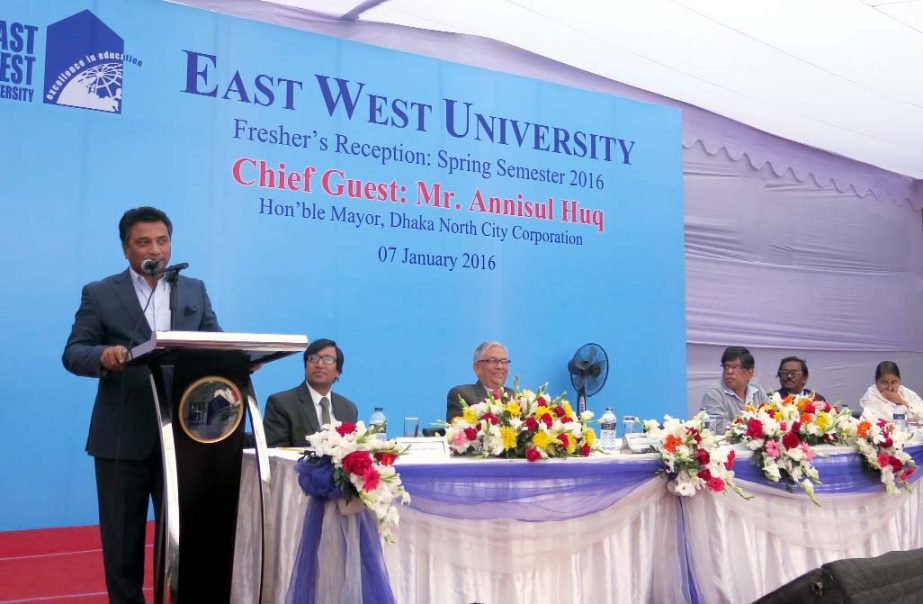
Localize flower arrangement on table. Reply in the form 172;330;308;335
725;393;853;504
643;412;750;499
852;418;917;495
297;421;410;542
444;383;596;461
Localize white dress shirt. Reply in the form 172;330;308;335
130;268;171;332
306;382;338;427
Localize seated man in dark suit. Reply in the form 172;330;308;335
773;356;826;401
263;338;359;447
446;340;514;422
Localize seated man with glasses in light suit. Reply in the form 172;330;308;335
701;346;769;425
446;340;515;422
773;356;826;402
263;338;359;447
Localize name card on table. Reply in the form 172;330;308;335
395;437;450;460
623;433;655;454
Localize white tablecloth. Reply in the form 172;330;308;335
231;449;923;604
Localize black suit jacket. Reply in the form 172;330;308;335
446;382;514;422
62;269;221;460
263;382;359;447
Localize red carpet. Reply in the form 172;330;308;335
0;523;153;603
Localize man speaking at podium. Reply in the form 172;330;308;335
62;206;221;604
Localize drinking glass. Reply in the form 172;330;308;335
622;415;641;435
403;417;420;437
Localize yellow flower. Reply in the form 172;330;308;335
463;408;477;424
505;402;522;417
534;406;551;418
500;426;518;450
815;412;831;432
532;431;551;449
774;411;783;421
583;427;596;447
562;401;575;418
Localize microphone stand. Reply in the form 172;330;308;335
166;269;179;330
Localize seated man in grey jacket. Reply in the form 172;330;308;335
446;340;514;422
701;346;768;426
264;338;359;446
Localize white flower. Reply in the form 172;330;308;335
763;462;781;482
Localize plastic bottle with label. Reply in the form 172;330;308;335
893;410;907;433
369;407;388;441
599;407;618;452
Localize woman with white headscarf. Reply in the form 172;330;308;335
858;361;923;421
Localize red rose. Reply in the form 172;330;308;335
882;436;894;449
483;412;499;425
696;448;711;466
561;416;573;424
362;468;380;491
491;389;503;400
782;431;801;450
746;418;764;439
335;422;357;436
707;476;726;492
536;396;548;407
878;452;891;467
525;417;538;432
553;405;566;417
540;414;553;428
558;433;570;448
698;469;712;481
374;452;397;466
889;456;903;472
525;447;541;462
725;449;736;470
579;444;591;457
901;467;916;480
823;402;832;412
693;434;702;444
342;450;373;475
464;427;478;440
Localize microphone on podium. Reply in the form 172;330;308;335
141;258;160;274
141;259;189;276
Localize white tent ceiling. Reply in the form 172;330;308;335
208;0;923;181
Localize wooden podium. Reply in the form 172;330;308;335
129;331;307;604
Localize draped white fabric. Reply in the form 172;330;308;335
683;479;923;604
232;450;923;603
383;477;687;604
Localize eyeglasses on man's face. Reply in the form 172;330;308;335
778;370;804;378
477;358;511;367
307;353;337;366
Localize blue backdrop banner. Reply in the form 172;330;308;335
0;0;684;529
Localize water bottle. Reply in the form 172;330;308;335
599;407;617;452
893;410;907;433
369;407;388;441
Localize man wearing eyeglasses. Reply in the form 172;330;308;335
701;346;769;425
773;356;826;401
263;338;359;446
446;340;515;422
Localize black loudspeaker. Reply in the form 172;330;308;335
755;548;923;604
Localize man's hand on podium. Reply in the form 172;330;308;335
100;345;129;372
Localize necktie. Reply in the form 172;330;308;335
319;396;331;426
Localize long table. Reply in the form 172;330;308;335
231;445;923;603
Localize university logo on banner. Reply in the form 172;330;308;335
43;9;124;113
